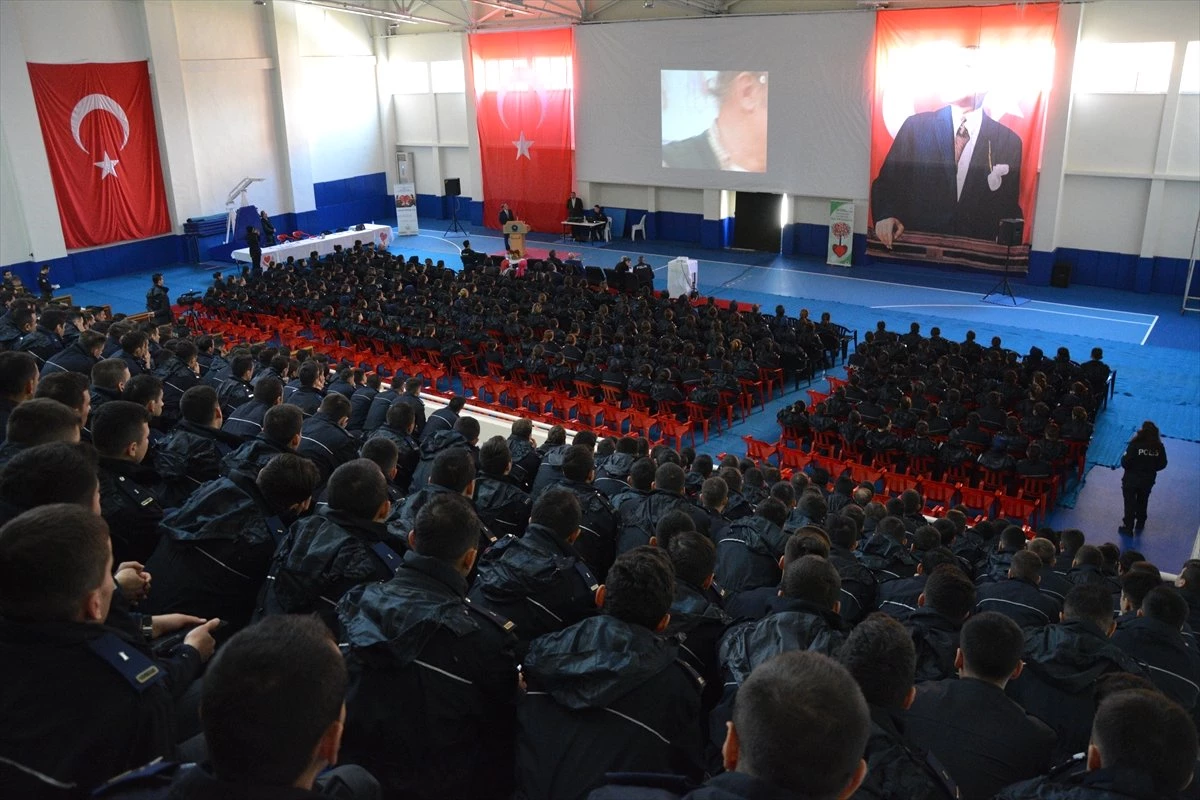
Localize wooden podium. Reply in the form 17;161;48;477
504;219;530;256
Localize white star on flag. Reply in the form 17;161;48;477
94;151;120;179
512;131;533;160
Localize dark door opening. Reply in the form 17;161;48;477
732;192;782;252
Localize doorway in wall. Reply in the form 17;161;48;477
732;192;782;252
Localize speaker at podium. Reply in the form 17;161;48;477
504;220;531;256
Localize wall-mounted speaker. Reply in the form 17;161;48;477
444;178;461;197
998;218;1024;246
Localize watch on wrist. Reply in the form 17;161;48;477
141;616;155;641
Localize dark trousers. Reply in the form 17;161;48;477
1122;481;1152;529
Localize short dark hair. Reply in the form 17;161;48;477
119;330;148;354
876;516;907;544
960;612;1024;681
796;491;827;525
454;415;480;443
0;442;98;511
298;360;321;388
231;354;255;379
781;555;841;609
999;525;1027;553
360;437;399;477
1064;583;1116;631
386;401;414;431
700;476;728;509
91;358;130;390
654;463;685;493
326;459;388;520
318;392;350;419
35;371;89;414
1009;550;1043;582
262;403;303;444
785;532;830;562
561;444;595;482
0;351;38;397
412;492;479;562
732;651;870;798
1143;585;1188;629
122;374;163;407
1060;529;1085;553
756;497;788;528
1120;569;1163;611
604;545;674;630
478;435;511;476
90;400;150;457
429;447;475;492
202;615;347;786
922;565;976;620
825;514;858;549
1092;689;1198;794
180;385;219;425
529;487;581;542
838;613;915;709
667;530;715;588
629;458;656;491
510;417;532;438
5;398;81;447
256;454;320;511
0;504;110;622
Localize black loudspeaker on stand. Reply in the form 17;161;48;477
443;178;465;237
983;218;1024;305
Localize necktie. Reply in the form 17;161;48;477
954;121;970;164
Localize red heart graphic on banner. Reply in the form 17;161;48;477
832;244;848;258
263;254;273;265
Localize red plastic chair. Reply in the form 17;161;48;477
685;402;718;442
883;471;922;499
995;493;1042;528
958;486;999;518
743;436;779;464
921;479;959;510
601;385;625;407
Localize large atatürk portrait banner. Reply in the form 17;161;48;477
868;5;1058;271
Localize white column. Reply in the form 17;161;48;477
1032;3;1083;253
0;2;66;261
142;0;202;226
266;0;315;214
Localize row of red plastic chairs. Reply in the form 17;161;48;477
741;436;1057;528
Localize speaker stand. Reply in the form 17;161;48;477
444;197;466;237
982;242;1030;306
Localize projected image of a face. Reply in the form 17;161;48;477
661;70;768;172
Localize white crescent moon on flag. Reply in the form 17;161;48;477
70;94;130;153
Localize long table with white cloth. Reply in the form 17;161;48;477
231;224;393;265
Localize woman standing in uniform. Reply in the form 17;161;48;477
1120;420;1168;535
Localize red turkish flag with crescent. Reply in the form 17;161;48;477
27;61;171;249
469;29;575;235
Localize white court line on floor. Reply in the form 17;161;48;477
870;303;1154;326
1141;316;1160;346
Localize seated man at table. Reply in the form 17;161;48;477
585;204;607;239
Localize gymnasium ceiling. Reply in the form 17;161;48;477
289;0;1075;35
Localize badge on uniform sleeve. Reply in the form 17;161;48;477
88;632;162;692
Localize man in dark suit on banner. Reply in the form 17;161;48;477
872;47;1023;247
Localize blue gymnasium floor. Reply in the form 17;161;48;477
66;223;1200;571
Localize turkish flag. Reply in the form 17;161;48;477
470;30;575;235
27;61;171;249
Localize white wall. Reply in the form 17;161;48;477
1054;0;1200;259
386;32;475;197
296;4;385;185
0;129;31;266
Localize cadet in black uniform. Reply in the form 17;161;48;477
1119;420;1168;535
0;505;212;796
517;547;706;800
469;485;598;653
143;453;319;631
472;435;532;538
93;615;379;800
339;492;520;800
258;459;404;632
92;400;166;563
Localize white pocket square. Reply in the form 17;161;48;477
988;164;1010;192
